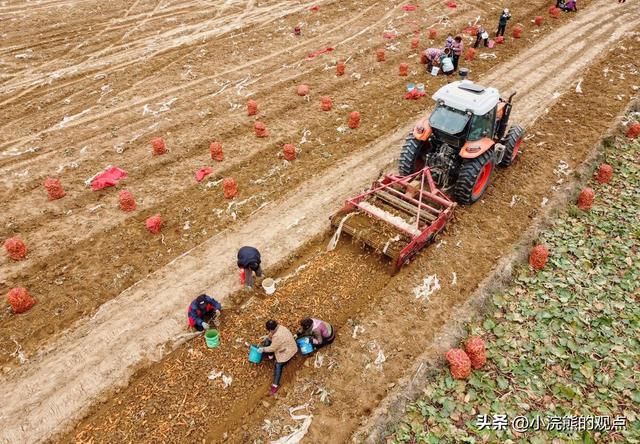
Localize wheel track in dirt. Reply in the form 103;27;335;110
1;1;636;442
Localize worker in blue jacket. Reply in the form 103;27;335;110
237;246;263;290
187;294;222;331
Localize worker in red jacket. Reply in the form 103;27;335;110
187;294;222;331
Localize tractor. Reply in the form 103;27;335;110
399;80;524;204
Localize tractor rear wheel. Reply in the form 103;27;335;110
454;150;495;205
499;125;524;167
399;134;426;176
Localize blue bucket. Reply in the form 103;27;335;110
406;82;416;92
248;345;263;363
297;337;314;355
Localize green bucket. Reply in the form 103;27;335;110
205;329;220;348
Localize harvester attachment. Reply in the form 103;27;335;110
329;168;456;268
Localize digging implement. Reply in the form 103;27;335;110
329;167;456;268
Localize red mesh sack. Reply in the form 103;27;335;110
283;144;296;161
7;287;36;314
529;244;549;270
4;236;27;261
294;26;301;35
118;190;136;212
376;48;385;62
495;36;505;44
428;29;437;39
411;38;420;49
44;178;66;200
336;62;346;76
223;177;238;199
247;99;258;116
297;84;309;96
420;53;428;64
210;142;224;161
577;187;595;210
321;96;332;111
513;26;523;38
464;48;476;61
464;336;487;370
627;122;640;139
151;137;166;155
399;63;409;76
445;348;471;379
550;7;561;18
348;111;361;129
534;16;543;26
467;26;478;36
146;215;163;234
595;164;613;184
254;121;269;138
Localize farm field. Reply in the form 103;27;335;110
0;0;638;442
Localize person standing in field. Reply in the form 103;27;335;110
496;8;511;37
451;35;464;71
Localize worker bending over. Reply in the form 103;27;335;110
187;294;222;331
258;319;297;394
296;317;335;349
237;246;263;290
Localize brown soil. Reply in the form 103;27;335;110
56;5;640;444
1;0;571;368
1;0;637;442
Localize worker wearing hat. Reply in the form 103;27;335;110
496;8;511;37
187;294;222;331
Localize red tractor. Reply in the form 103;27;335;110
399;80;524;204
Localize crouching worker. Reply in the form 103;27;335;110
237;246;263;290
187;294;221;331
296;317;335;350
258;319;297;395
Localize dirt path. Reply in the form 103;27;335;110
35;1;638;443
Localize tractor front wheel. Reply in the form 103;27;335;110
454;150;495;205
399;134;426;176
499;125;524;167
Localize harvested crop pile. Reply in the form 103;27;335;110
223;177;238;199
496;36;505;44
336;61;346;76
320;96;332;111
445;348;471;379
464;336;487;369
145;215;163;234
376;48;385;62
577;187;595;210
247;100;258;116
151;137;167;155
4;236;27;261
254;121;269;137
596;163;613;184
513;26;523;38
118;190;136;212
466;26;478;36
44;178;65;200
529;244;549;270
7;287;36;314
534;16;543;26
464;48;476;61
627;122;640;139
348;111;361;129
283;144;296;161
399;63;409;76
210;142;224;161
297;84;309;96
411;38;419;48
549;6;561;18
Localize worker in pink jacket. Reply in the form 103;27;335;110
451;35;464;71
296;317;335;349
